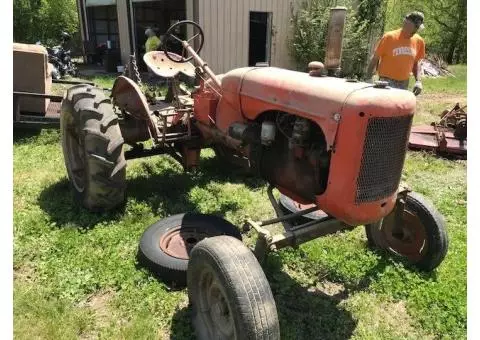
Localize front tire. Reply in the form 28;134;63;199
188;236;280;340
61;84;126;211
365;192;448;271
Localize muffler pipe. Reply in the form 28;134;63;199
325;6;347;76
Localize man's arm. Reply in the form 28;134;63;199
412;60;422;82
366;34;388;81
366;55;380;80
412;60;423;95
412;39;425;95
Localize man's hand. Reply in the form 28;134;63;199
412;81;423;96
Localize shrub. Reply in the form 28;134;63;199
290;0;386;78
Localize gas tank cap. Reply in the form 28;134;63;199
373;80;390;88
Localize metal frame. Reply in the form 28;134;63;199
245;185;353;263
246;185;412;263
13;79;108;129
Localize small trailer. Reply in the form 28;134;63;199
13;42;104;129
13;79;97;129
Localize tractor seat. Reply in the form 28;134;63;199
143;51;196;78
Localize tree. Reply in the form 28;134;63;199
426;0;467;64
13;0;79;45
289;0;387;78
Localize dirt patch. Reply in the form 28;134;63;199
78;290;116;339
311;279;345;295
378;300;414;332
13;263;36;283
306;279;349;302
419;93;466;104
84;290;113;314
342;293;435;339
414;94;467;126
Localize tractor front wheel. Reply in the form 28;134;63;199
61;84;126;211
188;236;280;340
365;191;448;271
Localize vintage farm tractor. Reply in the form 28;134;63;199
61;17;448;339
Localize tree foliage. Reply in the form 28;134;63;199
290;0;387;78
13;0;79;46
290;0;466;77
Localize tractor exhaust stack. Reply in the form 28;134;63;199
324;6;347;76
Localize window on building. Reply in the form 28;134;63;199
87;4;119;49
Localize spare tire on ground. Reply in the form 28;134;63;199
138;213;242;288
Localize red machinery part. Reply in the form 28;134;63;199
409;125;467;156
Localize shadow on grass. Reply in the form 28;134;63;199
169;252;356;340
168;247;439;339
354;247;439;290
13;128;49;145
37;178;125;231
408;148;467;162
38;154;265;230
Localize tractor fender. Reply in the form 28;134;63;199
111;76;159;140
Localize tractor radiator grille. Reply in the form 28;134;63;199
356;115;412;203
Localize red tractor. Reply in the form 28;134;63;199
61;19;448;339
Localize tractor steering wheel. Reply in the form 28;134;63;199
163;20;204;63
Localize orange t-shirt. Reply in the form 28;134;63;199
374;29;425;81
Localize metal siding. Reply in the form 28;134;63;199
224;0;231;72
217;0;224;73
211;0;218;72
200;1;209;64
235;0;242;67
116;0;131;64
186;0;193;21
243;0;250;68
197;0;300;73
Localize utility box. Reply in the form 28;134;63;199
13;43;53;114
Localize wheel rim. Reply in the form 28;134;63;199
198;268;234;338
159;226;218;260
63;121;86;192
376;208;428;262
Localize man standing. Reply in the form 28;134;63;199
366;11;426;95
145;28;161;53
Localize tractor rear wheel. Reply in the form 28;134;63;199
61;84;126;211
188;236;280;340
365;192;448;271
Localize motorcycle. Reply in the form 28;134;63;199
37;32;78;79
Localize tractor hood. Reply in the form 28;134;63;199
222;67;369;116
219;67;416;149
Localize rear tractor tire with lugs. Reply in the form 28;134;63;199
61;84;126;211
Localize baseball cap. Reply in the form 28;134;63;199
405;11;425;30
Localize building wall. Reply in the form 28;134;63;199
78;0;302;70
116;0;132;64
195;0;302;74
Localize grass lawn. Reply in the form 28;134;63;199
14;66;467;339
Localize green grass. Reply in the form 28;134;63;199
422;64;467;94
14;69;466;339
51;75;117;96
413;64;467;125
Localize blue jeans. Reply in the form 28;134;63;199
379;76;409;90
